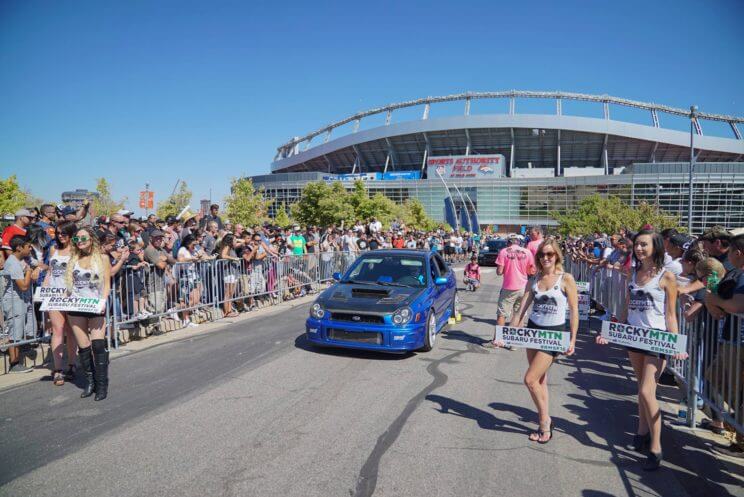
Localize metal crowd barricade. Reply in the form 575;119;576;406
566;255;743;437
107;251;360;348
1;271;50;374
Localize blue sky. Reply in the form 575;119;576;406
1;0;742;215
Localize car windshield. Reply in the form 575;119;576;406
343;255;427;287
484;240;507;251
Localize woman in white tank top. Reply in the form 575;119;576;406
596;230;682;471
506;239;579;444
66;227;112;401
42;222;78;386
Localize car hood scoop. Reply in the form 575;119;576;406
351;287;390;298
320;284;425;313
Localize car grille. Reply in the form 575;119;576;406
328;328;383;344
330;312;385;324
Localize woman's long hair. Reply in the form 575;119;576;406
218;234;235;255
65;227;105;292
55;221;77;249
535;239;564;274
632;229;665;271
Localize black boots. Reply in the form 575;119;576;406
78;346;95;398
93;349;109;401
79;340;109;401
91;339;109;401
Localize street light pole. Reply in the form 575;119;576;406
688;105;697;234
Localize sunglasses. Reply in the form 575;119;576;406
72;236;90;243
539;251;557;259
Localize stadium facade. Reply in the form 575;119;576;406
251;91;744;234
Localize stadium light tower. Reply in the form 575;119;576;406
688;105;698;234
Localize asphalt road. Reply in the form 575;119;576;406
0;271;741;497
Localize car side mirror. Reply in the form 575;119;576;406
332;272;342;281
435;277;448;286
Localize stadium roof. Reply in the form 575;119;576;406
270;91;744;174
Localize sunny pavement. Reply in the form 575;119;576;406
0;266;741;497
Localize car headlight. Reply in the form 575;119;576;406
392;307;413;325
310;303;325;319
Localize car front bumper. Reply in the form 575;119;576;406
305;317;427;352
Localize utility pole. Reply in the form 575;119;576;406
688;105;697;234
145;183;150;216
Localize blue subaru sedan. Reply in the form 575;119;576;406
305;250;458;353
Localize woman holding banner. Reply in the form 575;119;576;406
505;239;579;444
43;222;78;386
65;227;112;401
596;230;681;471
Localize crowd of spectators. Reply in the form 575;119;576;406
1;201;487;373
564;225;744;458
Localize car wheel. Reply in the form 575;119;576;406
421;311;437;352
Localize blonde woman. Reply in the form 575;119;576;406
43;222;78;386
66;227;111;401
503;239;579;444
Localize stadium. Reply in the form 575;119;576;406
250;91;744;234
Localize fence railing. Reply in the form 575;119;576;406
564;257;743;437
1;252;360;374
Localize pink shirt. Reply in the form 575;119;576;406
526;237;543;257
465;263;480;280
495;245;535;291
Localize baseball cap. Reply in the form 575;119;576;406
150;229;165;238
15;208;33;218
700;226;731;241
60;206;77;216
669;233;693;250
117;209;133;216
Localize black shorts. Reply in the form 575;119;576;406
625;346;668;360
444;246;455;255
527;319;567;357
67;311;103;318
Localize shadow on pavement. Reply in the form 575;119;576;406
440;328;490;346
426;323;741;496
293;333;413;361
565;331;741;497
426;394;528;435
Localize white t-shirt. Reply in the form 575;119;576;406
664;253;683;280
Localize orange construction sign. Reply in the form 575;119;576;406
139;191;154;209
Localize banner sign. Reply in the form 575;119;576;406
494;325;570;353
40;295;106;314
322;173;380;182
566;281;590;321
427;154;506;179
322;171;422;182
33;286;67;303
600;321;686;356
380;171;420;180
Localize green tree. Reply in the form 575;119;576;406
0;175;32;216
273;202;293;227
400;198;438;231
91;177;126;217
223;178;269;226
551;194;681;236
156;181;193;220
291;181;354;226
